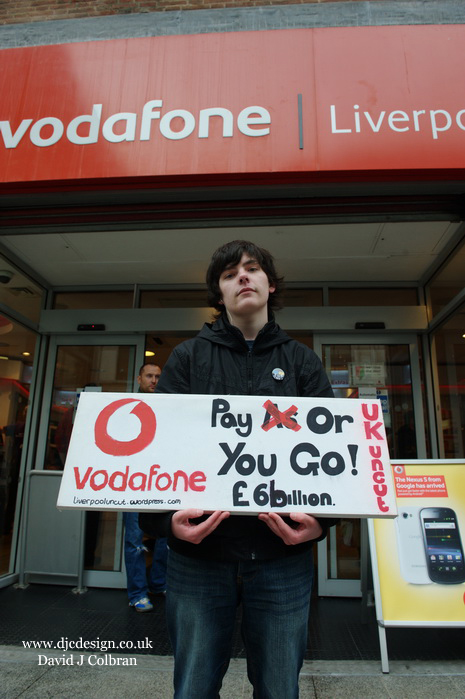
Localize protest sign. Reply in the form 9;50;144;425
57;393;396;517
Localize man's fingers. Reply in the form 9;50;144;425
172;509;230;544
258;512;321;545
258;513;285;539
195;510;230;536
172;508;205;523
259;512;287;532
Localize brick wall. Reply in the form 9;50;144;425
0;0;379;26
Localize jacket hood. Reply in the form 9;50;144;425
197;314;292;353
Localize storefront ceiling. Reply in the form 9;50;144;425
0;220;461;288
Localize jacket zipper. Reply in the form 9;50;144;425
246;350;253;395
247;349;257;561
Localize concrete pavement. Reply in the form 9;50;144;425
2;645;465;699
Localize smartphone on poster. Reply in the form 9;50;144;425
420;507;465;584
395;506;429;584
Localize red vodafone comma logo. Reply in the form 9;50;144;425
94;399;156;456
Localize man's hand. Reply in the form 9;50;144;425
171;509;230;544
258;512;322;545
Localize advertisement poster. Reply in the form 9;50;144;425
370;461;465;625
57;393;396;518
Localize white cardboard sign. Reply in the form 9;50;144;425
57;393;397;518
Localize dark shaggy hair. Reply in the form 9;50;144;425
206;240;284;318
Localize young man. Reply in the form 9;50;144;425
141;241;336;698
123;363;167;611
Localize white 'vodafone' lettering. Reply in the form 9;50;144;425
330;104;465;140
0;100;271;149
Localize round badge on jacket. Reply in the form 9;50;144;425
272;368;285;381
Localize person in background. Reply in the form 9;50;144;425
123;362;167;612
140;241;338;697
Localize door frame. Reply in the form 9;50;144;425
34;334;146;588
314;332;426;597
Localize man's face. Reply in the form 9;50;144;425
138;364;161;393
218;252;275;321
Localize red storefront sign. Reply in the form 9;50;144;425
2;25;465;184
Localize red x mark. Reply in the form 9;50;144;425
261;400;301;432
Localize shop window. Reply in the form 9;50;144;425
283;288;322;307
144;332;196;368
329;288;418;306
0;256;44;324
287;332;313;350
428;240;465;318
432;303;465;458
322;342;417;460
53;291;134;310
140;289;209;308
0;319;37;576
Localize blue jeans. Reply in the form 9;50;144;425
166;549;313;699
123;512;167;602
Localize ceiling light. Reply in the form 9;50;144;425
22;351;31;356
145;350;155;357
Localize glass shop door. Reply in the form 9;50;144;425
35;335;145;588
314;333;426;597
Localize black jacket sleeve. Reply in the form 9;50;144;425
155;345;191;394
139;510;174;538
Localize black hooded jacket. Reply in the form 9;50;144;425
139;315;338;561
